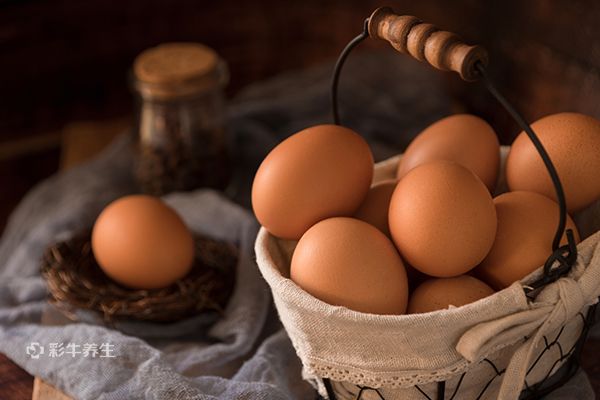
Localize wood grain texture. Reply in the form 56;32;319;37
2;0;599;147
0;353;33;400
368;7;487;81
32;379;72;400
2;0;600;228
443;0;600;143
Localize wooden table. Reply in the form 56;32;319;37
2;339;600;399
0;354;34;400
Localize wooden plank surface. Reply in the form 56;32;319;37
32;380;71;400
0;353;33;400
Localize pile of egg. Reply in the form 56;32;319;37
252;113;600;315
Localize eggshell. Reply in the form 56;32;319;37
354;180;397;237
408;275;495;314
506;112;600;212
389;161;497;277
474;191;580;290
91;195;194;289
290;217;408;315
252;124;374;240
397;114;500;191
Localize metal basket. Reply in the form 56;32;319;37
320;7;596;399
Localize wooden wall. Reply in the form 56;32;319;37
1;0;600;229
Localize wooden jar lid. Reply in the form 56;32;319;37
133;42;228;99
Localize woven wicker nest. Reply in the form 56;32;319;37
41;231;237;323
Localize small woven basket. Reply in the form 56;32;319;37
42;231;237;323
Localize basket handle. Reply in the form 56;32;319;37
331;9;578;295
367;7;488;81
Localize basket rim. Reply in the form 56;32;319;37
256;226;532;324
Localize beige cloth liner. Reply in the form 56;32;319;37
255;147;600;400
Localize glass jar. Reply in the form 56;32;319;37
132;42;230;195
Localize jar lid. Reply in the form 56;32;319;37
133;42;228;100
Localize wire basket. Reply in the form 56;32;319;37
255;6;600;400
42;231;237;323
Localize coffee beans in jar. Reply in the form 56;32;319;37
132;42;230;195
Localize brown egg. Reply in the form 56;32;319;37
252;124;373;240
290;217;408;315
389;161;497;277
474;191;580;290
397;114;500;191
354;180;397;237
506;112;600;212
91;195;194;289
408;276;495;314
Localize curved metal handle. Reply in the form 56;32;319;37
368;7;488;81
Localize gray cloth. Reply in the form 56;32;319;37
0;51;595;399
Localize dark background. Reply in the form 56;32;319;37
1;1;600;397
2;0;600;233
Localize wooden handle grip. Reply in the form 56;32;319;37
368;7;488;81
